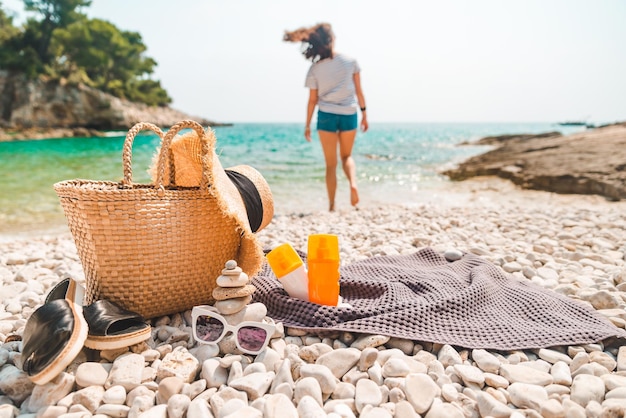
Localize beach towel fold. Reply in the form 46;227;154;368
252;247;626;350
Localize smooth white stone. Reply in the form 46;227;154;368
186;398;213;418
299;343;334;363
0;364;34;403
242;362;266;375
385;337;414;355
507;382;548;410
166;394;190;418
328;402;357;418
105;353;145;391
181;379;207;401
425;398;464;418
381;358;410;378
76;362;110;388
359;405;393;418
394;401;419;418
471;349;501;374
33;405;67;418
475;391;511;418
95;404;131;418
214;295;252;315
300;364;338;395
570;374;605;407
354;379;382;414
216;273;249;288
601;398;626;410
404;373;440;414
350;334;390;350
438;345;462;368
296;395;327;418
444;249;463;261
316;348;361;379
453;364;485;387
618;346;626;371
200;359;228;388
539;398;565;418
367;362;383;386
602;373;626;391
189;344;220;364
589;351;617;371
499;363;554;386
358;347;378;372
538;348;572;365
570;351;590;373
73;385;106;413
294;377;323;406
209;387;248;416
255;347;281;374
25;372;74;413
550;361;572;385
562;398;587;418
436;383;457;404
263;393;298;418
483;372;509;389
229;371;275;400
102;385;127;405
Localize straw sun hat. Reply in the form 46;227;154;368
150;126;274;274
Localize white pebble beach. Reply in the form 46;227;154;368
2;177;626;418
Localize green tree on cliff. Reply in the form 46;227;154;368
23;0;91;67
50;18;171;105
0;0;171;106
0;2;39;76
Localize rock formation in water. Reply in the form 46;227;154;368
443;123;626;201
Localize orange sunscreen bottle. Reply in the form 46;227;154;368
307;234;340;306
266;243;309;301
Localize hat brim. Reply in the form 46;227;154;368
225;165;274;232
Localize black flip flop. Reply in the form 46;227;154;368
22;279;88;385
46;278;151;350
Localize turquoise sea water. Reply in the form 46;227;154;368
0;122;585;236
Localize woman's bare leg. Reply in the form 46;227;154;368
318;130;339;211
339;129;359;207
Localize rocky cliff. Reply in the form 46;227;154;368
0;70;227;140
443;123;626;201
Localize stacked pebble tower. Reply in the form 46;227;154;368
211;260;277;354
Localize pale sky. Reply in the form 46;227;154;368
4;0;626;124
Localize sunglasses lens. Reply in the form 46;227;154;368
195;315;224;342
237;326;269;353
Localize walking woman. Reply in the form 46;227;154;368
284;22;368;211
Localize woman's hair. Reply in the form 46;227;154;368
283;23;334;62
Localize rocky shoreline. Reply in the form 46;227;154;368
1;179;626;417
0;70;230;142
443;123;626;201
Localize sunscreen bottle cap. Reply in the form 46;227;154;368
266;243;304;278
308;234;339;262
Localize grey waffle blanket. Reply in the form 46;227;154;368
251;247;626;350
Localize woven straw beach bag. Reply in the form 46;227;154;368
54;120;270;318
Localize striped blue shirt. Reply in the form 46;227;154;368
305;53;361;115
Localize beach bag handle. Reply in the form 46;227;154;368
121;122;165;187
121;120;214;191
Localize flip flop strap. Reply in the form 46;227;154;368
83;300;145;337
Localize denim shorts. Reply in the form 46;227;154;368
317;110;358;132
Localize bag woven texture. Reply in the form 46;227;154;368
54;120;263;319
252;247;626;350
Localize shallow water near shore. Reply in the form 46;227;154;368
0;122;585;236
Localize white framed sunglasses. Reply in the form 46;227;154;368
191;306;276;355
